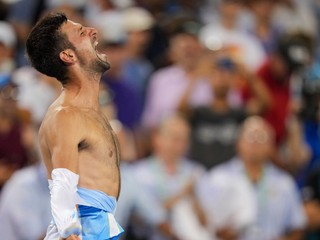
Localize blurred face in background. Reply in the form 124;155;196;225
153;115;191;161
209;57;236;99
127;30;152;51
0;83;18;121
0;43;14;65
270;54;291;81
169;33;203;70
237;117;275;164
219;0;243;20
249;0;275;20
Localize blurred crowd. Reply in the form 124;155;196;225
1;0;320;239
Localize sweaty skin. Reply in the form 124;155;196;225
38;19;121;199
39;103;121;198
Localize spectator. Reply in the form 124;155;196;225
196;154;256;240
133;114;207;239
121;6;155;115
116;163;170;240
142;31;212;129
199;0;266;71
0;1;319;240
272;0;317;37
7;0;46;66
0;21;16;74
213;116;306;240
245;0;281;55
0;77;30;190
178;53;271;169
0;163;51;240
242;33;312;169
96;13;142;131
12;68;60;127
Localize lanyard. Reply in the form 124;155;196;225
244;167;269;224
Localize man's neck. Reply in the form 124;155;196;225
156;153;179;175
62;71;101;110
243;159;265;183
211;97;230;113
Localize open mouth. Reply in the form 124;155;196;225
93;41;105;57
94;40;99;52
93;41;107;60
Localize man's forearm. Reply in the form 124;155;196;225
50;168;82;238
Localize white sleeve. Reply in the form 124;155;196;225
50;168;82;238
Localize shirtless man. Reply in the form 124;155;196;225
25;13;123;240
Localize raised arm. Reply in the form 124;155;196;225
240;66;272;115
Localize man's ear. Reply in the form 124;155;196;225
59;50;77;64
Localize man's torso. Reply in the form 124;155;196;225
39;104;121;198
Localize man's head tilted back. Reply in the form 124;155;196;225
26;12;75;85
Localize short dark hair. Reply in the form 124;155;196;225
26;12;75;85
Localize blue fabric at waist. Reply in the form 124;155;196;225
77;187;117;214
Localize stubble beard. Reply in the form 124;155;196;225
90;57;111;75
77;50;111;77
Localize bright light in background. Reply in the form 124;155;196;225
203;36;223;51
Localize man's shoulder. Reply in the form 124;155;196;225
208;159;240;175
39;105;86;139
43;105;83;125
266;164;296;189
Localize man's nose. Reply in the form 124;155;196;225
88;27;97;37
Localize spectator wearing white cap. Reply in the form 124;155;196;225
0;21;16;74
121;7;155;121
93;10;142;131
91;6;154;128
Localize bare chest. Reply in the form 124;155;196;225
79;111;120;166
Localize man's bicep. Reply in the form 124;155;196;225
51;142;79;173
48;115;82;174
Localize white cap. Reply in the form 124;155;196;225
0;21;16;48
92;11;127;44
122;7;154;32
110;0;134;9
